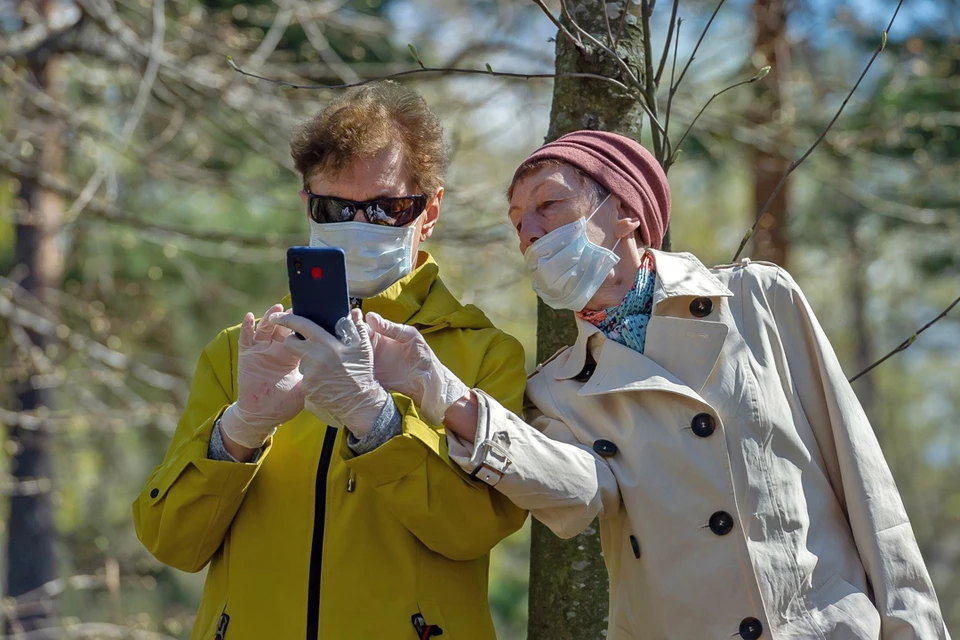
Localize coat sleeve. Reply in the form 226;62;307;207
132;328;268;573
449;387;621;540
771;268;949;640
338;336;529;562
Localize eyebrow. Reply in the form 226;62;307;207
509;179;570;216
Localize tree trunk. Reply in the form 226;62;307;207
6;1;65;630
750;0;791;266
528;2;647;638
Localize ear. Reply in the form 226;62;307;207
611;196;641;240
420;187;443;241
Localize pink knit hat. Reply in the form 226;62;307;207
512;131;671;249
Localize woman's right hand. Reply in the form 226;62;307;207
219;304;306;450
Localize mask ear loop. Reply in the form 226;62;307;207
583;193;621;253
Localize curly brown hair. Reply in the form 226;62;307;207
290;81;448;195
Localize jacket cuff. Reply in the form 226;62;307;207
346;397;403;455
208;416;264;463
339;394;436;486
447;389;512;487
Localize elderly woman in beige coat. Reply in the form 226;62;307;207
363;131;949;640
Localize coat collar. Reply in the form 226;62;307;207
553;250;731;397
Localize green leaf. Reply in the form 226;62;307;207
881;31;888;50
407;43;420;62
226;56;238;70
756;65;771;81
485;63;493;73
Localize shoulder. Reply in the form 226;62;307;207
709;258;802;298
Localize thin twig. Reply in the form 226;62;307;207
732;0;904;261
663;17;682;154
640;0;663;161
667;66;770;169
671;0;726;93
226;57;629;92
849;295;960;382
531;0;583;50
654;0;680;85
614;0;631;47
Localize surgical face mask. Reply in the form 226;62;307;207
309;217;419;299
523;194;620;311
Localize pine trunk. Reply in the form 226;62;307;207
6;1;64;629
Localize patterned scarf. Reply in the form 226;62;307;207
577;252;656;354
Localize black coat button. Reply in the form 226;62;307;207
691;413;716;438
150;488;159;498
739;617;763;639
709;511;734;535
574;360;596;382
593;439;618;457
690;297;714;317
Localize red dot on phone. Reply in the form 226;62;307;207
311;267;323;279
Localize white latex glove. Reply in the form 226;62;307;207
276;309;390;436
220;304;306;449
365;312;469;426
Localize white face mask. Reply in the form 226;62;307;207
523;194;620;311
309;218;419;299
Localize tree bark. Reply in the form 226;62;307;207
6;0;65;630
750;0;791;266
528;2;647;638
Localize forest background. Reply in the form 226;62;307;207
1;0;959;637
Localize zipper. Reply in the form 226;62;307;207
305;426;338;640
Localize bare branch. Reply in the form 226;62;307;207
654;0;680;85
530;0;583;49
670;0;726;93
662;17;682;156
226;56;631;92
666;66;770;170
732;0;904;262
639;0;663;161
849;295;960;383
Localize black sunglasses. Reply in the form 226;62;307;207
305;192;427;227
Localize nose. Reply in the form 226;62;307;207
518;215;543;255
354;209;369;223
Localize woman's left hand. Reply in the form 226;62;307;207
276;309;390;437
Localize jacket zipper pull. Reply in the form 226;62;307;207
346;470;356;493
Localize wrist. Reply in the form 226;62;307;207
441;389;478;441
344;387;392;438
220;403;272;454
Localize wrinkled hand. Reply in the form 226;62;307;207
365;312;469;425
277;309;390;436
220;304;305;449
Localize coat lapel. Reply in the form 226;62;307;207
552;250;733;406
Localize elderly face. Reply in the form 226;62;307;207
508;161;646;311
300;144;442;255
508;163;617;256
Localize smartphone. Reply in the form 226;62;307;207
286;247;351;338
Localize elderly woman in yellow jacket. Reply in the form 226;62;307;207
366;131;949;640
132;82;526;640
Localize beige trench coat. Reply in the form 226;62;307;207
449;249;949;640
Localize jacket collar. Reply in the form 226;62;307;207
553;250;731;394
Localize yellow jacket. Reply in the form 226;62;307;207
133;253;528;639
